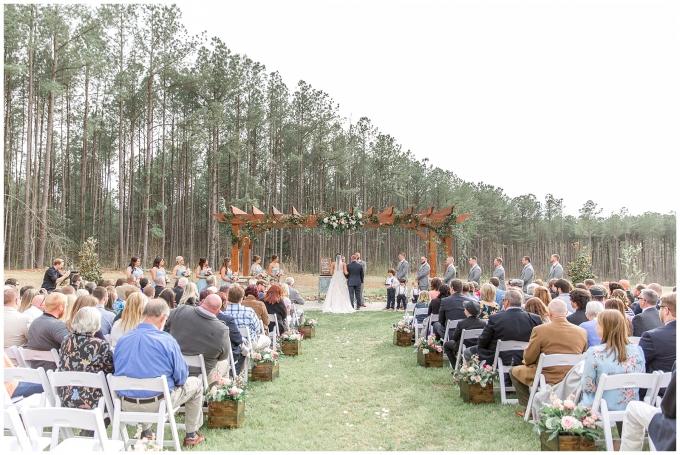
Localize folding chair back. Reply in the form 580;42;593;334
4;346;20;365
106;374;182;452
442;319;463;343
16;347;60;370
47;370;114;418
3;406;51;452
3;366;55;408
405;303;416;314
492;340;530;404
647;371;673;407
268;313;279;349
453;328;485;371
412;308;429;341
182;354;209;392
524;353;586;421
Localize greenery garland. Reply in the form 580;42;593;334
317;210;365;234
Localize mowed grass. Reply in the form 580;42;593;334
183;310;540;451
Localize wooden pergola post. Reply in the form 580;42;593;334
427;230;437;278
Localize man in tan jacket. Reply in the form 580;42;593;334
510;298;588;417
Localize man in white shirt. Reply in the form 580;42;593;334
4;289;32;358
23;294;46;321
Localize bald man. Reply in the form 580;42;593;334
165;293;232;387
26;292;70;371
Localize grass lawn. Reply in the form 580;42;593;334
185;310;540;451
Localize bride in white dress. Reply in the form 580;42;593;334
322;254;355;313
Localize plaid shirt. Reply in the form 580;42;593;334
223;303;260;342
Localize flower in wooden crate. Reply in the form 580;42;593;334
392;315;412;333
279;329;304;342
251;347;278;366
414;334;442;353
532;391;603;442
452;355;498;388
300;317;318;327
209;374;247;402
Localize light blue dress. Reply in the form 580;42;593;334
155;268;167;283
127;266;143;280
579;343;645;411
251;263;263;277
196;268;208;293
221;268;233;287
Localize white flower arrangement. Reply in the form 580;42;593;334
317;210;366;234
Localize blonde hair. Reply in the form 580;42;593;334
417;291;430;304
179;281;199;305
176;256;184;263
280;283;290;298
597;309;630;363
19;288;40;313
480;283;496;303
120;292;147;333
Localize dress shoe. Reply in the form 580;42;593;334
514;410;531;419
361;304;366;307
183;432;205;447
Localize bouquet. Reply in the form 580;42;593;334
208;374;247;402
251;347;279;366
204;267;213;276
165;276;171;284
414;334;442;354
183;269;191;277
392;315;412;334
452;354;498;387
279;329;304;342
300;317;318;327
532;392;603;441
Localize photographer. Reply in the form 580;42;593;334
40;258;71;294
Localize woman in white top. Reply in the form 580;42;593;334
109;292;146;350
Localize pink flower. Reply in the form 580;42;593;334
561;416;582;431
563;399;575;410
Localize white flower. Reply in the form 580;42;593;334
326;393;331;396
323;217;328;223
339;212;344;216
328;364;333;368
423;349;430;354
343;410;348;414
357;213;362;219
467;367;476;373
375;412;380;415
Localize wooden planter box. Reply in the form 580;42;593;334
282;340;301;356
208;400;244;428
540;432;595;451
393;331;412;347
251;361;279;382
299;326;315;339
460;381;495;404
416;349;443;368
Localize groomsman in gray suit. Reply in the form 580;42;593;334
415;256;430;291
547;254;564;282
396;252;409;283
442;257;456;285
492;257;506;291
519;256;534;293
468;256;482;285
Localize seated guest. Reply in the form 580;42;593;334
57;307;114;412
285;277;305;306
70;274;82;292
262;284;287;335
214;292;244;374
107;286;124;314
464;289;542;367
429;277;442;300
113;299;205;447
142;284;155;300
631;283;646;313
554;279;573;312
110;292;147;350
173;277;188;306
66;295;105;340
224;285;265;349
580;301;604;348
27;292;71;371
433;279;468;340
639;292;676;374
92;286;115;336
605;298;634;335
199;288;214;303
84;282;96;295
18;287;39;314
579;310;645;411
138;277;149;290
489;277;505;305
479;283;499;319
241;285;270;327
444;300;486;369
115;276;137;301
589;285;606;304
525;297;550;323
205;275;218;293
632;288;663;336
158;288;176;310
4;288;31;351
178;282;200;306
620;363;676;452
166;294;234;385
153;276;166;298
4;352;43;399
428;284;451;321
23;293;46;321
567;288;591;326
510;299;588;417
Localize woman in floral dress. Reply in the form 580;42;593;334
579;309;645;411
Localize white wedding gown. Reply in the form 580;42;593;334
322;255;355;313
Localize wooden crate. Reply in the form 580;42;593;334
540;432;595;451
251;361;279;382
416;349;443;368
282;341;301;356
299;326;315;339
460;380;495;404
393;331;412;347
208;400;244;428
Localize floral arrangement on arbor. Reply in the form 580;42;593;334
392;316;413;334
452;355;498;387
251;348;279;366
414;334;442;354
317;210;365;234
532;392;603;442
279;329;304;342
300;317;318;327
208;374;247;402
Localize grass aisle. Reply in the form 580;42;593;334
196;311;540;451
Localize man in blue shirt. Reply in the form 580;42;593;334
113;299;205;447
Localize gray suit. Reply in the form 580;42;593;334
468;264;481;285
519;264;534;292
548;261;564;282
416;262;430;290
493;265;506;290
396;259;409;282
442;263;456;285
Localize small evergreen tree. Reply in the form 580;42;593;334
78;237;103;283
620;242;647;285
567;247;596;284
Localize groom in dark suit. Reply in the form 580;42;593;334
346;255;364;310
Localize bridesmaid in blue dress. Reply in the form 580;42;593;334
219;257;238;287
267;255;283;283
195;257;210;293
125;256;143;282
150;256;167;285
250;255;265;278
171;256;190;286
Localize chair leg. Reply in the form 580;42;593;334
524;385;537;421
601;400;614;452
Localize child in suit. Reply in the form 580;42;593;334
384;268;399;310
396;278;408;311
411;281;420;304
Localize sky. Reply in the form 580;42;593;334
177;0;679;217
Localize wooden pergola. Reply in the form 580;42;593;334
212;205;471;277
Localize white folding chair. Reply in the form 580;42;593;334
16;347;61;370
628;336;641;345
106;374;183;452
3;406;51;452
182;354;209;414
453;328;485;371
4;346;20;366
3;366;55;408
645;370;673;406
268;313;280;350
104;334;112;345
492;340;530;404
238;327;251;383
412;308;429;342
442;319;463;343
405;302;416;314
591;372;660;451
21;406;125;451
523;353;586;421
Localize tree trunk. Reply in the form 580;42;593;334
22;5;35;269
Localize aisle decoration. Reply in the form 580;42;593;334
415;334;443;367
453;355;498;404
533;392;602;451
251;348;279;382
299;317;318;339
208;374;247;428
392;316;413;346
280;329;303;356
